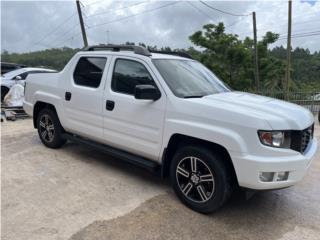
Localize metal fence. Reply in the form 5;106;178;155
249;90;320;115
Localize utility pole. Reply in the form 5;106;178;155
76;0;88;47
107;30;110;44
252;11;260;92
285;0;292;99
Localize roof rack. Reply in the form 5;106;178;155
83;44;151;57
149;50;193;59
83;45;193;59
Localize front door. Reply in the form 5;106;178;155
103;56;166;161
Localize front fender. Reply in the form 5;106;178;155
163;119;247;153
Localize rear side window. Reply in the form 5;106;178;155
73;57;107;88
112;59;154;95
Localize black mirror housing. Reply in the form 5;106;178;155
134;85;161;101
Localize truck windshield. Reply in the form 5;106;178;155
153;59;230;98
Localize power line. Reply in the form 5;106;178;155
186;1;245;31
49;24;86;48
187;1;215;21
292;33;320;38
251;18;320;35
275;31;320;42
54;30;82;48
32;12;77;47
230;21;320;39
88;1;180;29
42;22;80;48
43;2;180;49
279;29;320;37
278;32;320;41
279;30;320;37
80;1;86;8
37;1;156;49
43;1;148;48
200;1;251;17
226;19;243;28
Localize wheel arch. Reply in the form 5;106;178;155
33;101;58;128
1;85;10;100
161;133;238;186
1;85;10;91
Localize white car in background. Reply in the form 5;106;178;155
1;67;56;101
312;93;320;101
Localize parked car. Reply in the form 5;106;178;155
1;62;27;75
1;67;56;101
312;93;320;101
23;45;318;213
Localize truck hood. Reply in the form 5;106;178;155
200;91;314;130
1;77;12;86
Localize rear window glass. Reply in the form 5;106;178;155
73;57;107;88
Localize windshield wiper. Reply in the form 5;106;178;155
183;95;204;98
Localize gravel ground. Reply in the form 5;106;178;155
1;119;320;240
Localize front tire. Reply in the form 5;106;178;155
36;108;66;148
170;145;233;213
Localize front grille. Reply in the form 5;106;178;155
290;124;314;154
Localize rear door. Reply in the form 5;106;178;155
62;56;110;142
102;56;166;161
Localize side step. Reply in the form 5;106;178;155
62;133;160;172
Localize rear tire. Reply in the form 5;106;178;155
170;145;233;213
36;108;66;148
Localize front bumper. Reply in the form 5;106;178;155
231;137;318;190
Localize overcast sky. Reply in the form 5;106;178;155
1;0;319;53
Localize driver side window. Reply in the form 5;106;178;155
111;59;155;95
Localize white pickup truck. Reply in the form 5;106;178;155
23;45;318;213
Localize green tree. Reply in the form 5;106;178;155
189;23;287;91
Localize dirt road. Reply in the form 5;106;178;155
2;119;320;240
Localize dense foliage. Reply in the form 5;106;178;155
188;23;319;91
1;47;79;71
269;46;320;91
1;22;319;91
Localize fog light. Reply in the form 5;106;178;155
259;172;274;182
276;171;289;181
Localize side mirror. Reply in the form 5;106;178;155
14;75;22;80
134;85;161;101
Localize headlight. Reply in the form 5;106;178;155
258;130;291;148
